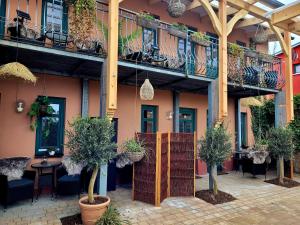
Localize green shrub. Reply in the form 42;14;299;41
96;205;130;225
122;138;145;153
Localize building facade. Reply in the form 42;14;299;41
0;0;295;189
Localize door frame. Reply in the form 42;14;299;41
179;107;196;133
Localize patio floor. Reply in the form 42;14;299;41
1;171;300;225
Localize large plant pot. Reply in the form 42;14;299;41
79;195;110;225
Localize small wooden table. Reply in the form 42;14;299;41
31;161;61;200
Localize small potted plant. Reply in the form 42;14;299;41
168;23;188;39
27;96;54;130
66;117;117;225
228;43;244;58
190;31;210;47
122;138;145;162
244;47;257;58
136;12;160;30
258;53;274;63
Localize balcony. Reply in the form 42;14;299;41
0;2;284;91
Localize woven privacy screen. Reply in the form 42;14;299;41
170;133;195;196
134;133;157;205
133;132;195;206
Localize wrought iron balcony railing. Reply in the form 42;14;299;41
227;43;285;90
0;1;284;90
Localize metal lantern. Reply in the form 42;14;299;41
167;0;186;18
140;79;154;100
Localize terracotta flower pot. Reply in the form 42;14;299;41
79;195;110;225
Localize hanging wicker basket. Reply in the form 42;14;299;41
125;151;145;162
140;79;154;100
190;35;210;47
258;53;274;63
168;26;187;39
253;27;268;44
167;0;186;18
136;16;160;30
244;49;257;58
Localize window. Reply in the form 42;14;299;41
35;97;65;157
141;105;157;133
179;108;196;133
42;0;68;33
294;64;300;74
241;112;247;147
0;0;6;37
236;41;246;47
178;27;196;74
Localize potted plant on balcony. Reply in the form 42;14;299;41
228;43;244;58
168;23;188;39
258;53;274;63
190;31;210;47
122;138;145;162
244;47;257;58
136;12;160;30
66;117;117;225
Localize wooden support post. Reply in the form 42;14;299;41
218;0;228;122
106;0;119;120
193;131;197;197
167;131;171;197
284;31;294;123
155;132;161;206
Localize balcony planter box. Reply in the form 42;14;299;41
190;35;210;47
244;49;257;58
168;26;187;39
136;16;160;30
259;53;274;63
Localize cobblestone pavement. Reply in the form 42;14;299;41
1;172;300;225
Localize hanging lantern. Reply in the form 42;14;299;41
140;79;154;100
253;26;268;44
167;0;186;18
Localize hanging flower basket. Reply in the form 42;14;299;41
253;27;268;44
168;24;188;39
140;78;154;100
190;32;210;47
259;53;274;63
136;13;160;30
244;49;258;58
167;0;186;18
125;151;145;163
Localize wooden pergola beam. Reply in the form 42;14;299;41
227;9;248;35
186;0;202;10
236;17;263;28
271;1;300;24
198;0;222;36
268;22;288;55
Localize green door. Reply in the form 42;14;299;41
241;112;247;147
179;108;196;133
0;0;6;37
141;105;157;133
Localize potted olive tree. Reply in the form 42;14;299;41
198;125;232;196
66;117;116;225
267;126;294;185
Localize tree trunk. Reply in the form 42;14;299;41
208;164;217;195
279;156;284;184
88;164;99;204
212;174;218;196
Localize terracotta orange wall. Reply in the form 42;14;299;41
0;75;81;163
